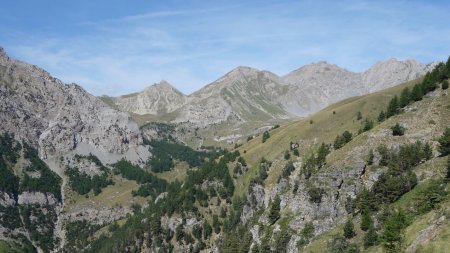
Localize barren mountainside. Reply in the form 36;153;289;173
111;80;187;115
0;47;150;164
111;58;434;121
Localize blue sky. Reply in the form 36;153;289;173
1;0;449;96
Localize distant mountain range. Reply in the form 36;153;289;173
106;59;436;128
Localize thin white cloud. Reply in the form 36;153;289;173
3;0;450;96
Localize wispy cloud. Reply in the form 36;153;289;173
1;0;449;96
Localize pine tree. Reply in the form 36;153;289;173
363;226;379;248
334;135;345;150
362;119;374;132
378;111;386;122
262;131;270;143
423;142;433;160
342;131;352;143
260;235;271;253
284;150;291;160
446;56;450;77
446;156;450;180
411;84;424;101
367;149;374;165
399;87;410;108
422;72;438;92
386;96;399;118
343;218;356;239
268;195;281;224
316;142;330;168
274;229;291;252
357;111;362;120
438;128;450;156
361;208;373;231
442;80;449;90
381;209;408;252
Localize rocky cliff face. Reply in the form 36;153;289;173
0;47;153;252
0;47;149;164
280;59;435;116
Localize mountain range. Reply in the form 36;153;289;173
108;59;435;123
1;46;449;253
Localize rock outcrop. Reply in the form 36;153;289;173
0;47;150;165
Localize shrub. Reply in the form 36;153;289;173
297;222;314;247
357;111;362;120
361;208;373;231
378;111;386;122
307;184;324;204
284;150;291;160
367;149;374;165
381;209;409;252
262;131;270;143
362;119;374;132
363;227;379;248
447;156;450;180
343;219;356;239
268;195;281;224
438;128;450;156
442;80;449;90
391;123;405;136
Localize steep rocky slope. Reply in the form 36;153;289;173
175;66;291;126
0;47;151;252
231;69;450;252
281;59;435;115
0;47;149;164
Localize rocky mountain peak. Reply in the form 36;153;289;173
107;56;434;130
282;61;352;86
113;80;187;115
144;80;184;95
0;47;149;165
154;80;173;88
223;66;261;80
362;58;434;92
230;65;259;73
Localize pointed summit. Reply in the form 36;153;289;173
114;80;187;115
144;80;185;96
222;66;261;80
154;80;173;88
282;61;353;86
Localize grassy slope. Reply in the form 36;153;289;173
234;75;450;251
151;161;188;182
0;241;13;252
64;175;148;211
235;79;423;196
